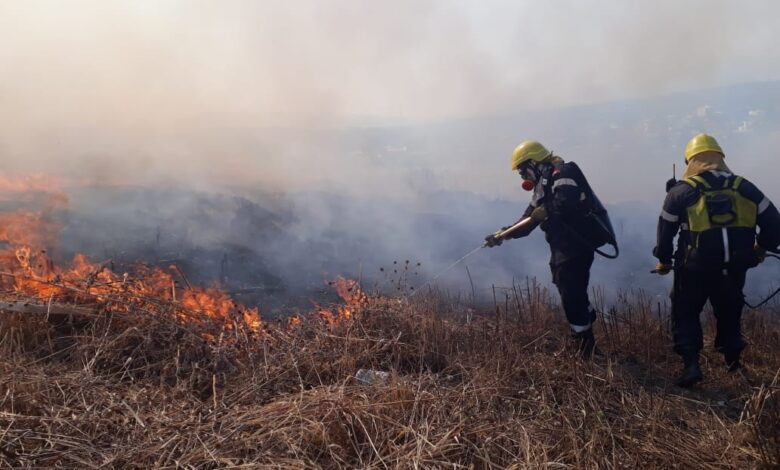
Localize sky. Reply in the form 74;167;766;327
0;0;779;193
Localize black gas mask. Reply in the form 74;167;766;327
518;160;546;191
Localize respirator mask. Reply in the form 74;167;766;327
519;161;540;191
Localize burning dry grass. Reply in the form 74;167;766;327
0;281;778;469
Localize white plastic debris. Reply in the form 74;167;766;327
355;369;390;385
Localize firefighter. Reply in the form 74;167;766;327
484;140;605;358
654;133;780;387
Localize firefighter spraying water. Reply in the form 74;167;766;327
483;140;618;358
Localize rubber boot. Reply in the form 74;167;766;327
574;329;602;360
675;353;703;388
724;351;741;372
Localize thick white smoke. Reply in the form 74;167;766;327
0;0;779;195
1;1;779;306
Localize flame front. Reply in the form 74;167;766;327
0;175;262;337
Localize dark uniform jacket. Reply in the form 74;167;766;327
654;170;780;268
509;161;596;266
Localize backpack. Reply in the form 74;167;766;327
554;162;618;257
682;174;759;269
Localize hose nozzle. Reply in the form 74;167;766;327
495;217;539;240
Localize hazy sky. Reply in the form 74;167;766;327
1;0;779;189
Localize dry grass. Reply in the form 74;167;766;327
0;283;778;469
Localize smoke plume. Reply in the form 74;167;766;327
1;1;779;309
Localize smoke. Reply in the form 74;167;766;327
1;1;779;307
1;1;779;188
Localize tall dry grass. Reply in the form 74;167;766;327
0;282;778;468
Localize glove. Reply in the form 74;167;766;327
530;206;548;222
484;232;503;248
653;262;672;275
755;243;767;264
665;177;677;193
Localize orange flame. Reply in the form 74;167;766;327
316;276;366;326
0;174;262;337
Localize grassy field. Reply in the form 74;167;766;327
0;281;778;469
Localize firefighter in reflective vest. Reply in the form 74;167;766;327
654;133;780;387
484;140;602;358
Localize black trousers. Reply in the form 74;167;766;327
551;253;596;332
671;268;747;358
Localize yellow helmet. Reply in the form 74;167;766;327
510;140;551;171
684;133;724;162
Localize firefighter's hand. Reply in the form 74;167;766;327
530;206;548;222
484;232;503;248
755;243;767;264
653;262;673;275
665;177;677;193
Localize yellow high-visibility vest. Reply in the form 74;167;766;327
681;174;758;268
682;175;757;234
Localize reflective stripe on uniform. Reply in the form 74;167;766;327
758;197;771;214
570;322;592;333
552;178;578;191
660;209;679;223
710;170;733;178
